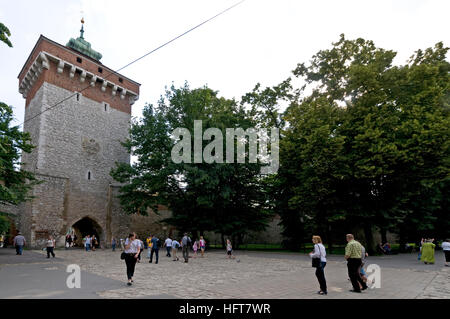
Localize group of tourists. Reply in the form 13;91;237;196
64;234;77;248
309;234;450;295
309;234;370;295
82;234;99;251
119;232;219;286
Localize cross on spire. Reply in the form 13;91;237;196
80;18;85;39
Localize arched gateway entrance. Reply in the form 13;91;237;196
71;217;103;248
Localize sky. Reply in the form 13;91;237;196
0;0;449;127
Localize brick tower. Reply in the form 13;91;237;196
17;20;140;247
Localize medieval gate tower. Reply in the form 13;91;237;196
17;21;140;247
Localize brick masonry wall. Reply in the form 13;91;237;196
19;36;139;108
25;59;135;114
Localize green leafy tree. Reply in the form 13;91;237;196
0;215;9;234
255;35;449;253
0;22;12;47
111;84;273;247
0;103;37;206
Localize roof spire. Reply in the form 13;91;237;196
80;17;85;39
66;17;102;61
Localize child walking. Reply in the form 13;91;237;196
192;240;199;258
199;236;206;257
226;239;235;259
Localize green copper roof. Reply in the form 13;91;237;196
66;19;102;61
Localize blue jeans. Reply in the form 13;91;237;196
112;244;116;251
85;244;91;251
15;245;23;255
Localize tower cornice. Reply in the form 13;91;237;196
18;35;140;113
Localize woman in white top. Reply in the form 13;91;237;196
124;232;140;286
309;235;327;295
442;239;450;267
46;235;56;258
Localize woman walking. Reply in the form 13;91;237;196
199;236;206;257
46;235;56;258
123;232;140;286
91;235;96;251
421;238;436;264
309;235;327;295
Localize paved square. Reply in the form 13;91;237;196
0;248;448;299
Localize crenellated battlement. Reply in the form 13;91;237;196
18;35;140;113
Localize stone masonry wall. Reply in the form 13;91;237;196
20;81;133;247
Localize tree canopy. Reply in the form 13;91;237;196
112;35;449;253
111;84;273;246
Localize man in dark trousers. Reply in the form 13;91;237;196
344;234;368;293
149;235;160;264
13;232;26;255
181;233;192;263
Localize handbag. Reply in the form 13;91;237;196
120;252;126;260
312;244;322;268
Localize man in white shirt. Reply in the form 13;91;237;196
164;237;173;257
85;235;92;252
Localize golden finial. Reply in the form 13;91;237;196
81;17;85;24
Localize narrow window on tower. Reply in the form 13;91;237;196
87;171;91;180
76;93;80;101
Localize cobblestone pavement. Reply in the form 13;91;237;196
27;248;449;299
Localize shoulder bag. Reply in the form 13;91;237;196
312;244;322;268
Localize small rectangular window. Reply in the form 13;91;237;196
98;67;103;73
118;77;123;83
76;57;82;63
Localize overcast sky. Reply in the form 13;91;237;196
1;0;449;127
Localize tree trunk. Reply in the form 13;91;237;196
381;228;387;244
220;233;225;249
399;227;407;253
326;224;333;255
